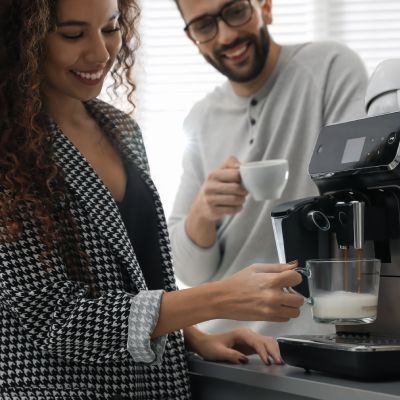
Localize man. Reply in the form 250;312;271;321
168;0;368;335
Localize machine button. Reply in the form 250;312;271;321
307;210;330;231
387;132;397;145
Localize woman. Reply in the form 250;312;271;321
0;0;303;398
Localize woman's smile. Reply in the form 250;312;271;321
71;68;106;86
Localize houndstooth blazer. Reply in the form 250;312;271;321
0;99;192;399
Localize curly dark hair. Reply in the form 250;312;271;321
0;0;140;295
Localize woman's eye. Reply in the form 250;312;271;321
103;26;121;34
61;32;83;40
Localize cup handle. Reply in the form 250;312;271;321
289;267;314;305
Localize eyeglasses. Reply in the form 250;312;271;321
184;0;254;45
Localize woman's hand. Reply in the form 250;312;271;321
186;326;283;365
214;262;304;322
153;262;304;339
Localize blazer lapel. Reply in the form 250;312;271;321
85;100;178;292
48;109;148;291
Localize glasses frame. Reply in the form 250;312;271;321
184;0;254;45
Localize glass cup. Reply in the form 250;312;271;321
296;258;381;324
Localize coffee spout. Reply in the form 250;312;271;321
351;201;365;250
335;201;365;250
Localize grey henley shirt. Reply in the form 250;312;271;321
168;41;368;336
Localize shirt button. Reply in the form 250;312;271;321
249;139;254;144
250;118;256;126
250;99;258;106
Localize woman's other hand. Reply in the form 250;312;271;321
187;327;283;365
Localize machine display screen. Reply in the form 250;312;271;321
341;137;366;164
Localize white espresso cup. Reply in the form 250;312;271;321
239;159;289;201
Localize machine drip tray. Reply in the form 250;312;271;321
278;334;400;380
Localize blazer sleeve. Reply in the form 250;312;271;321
0;219;143;365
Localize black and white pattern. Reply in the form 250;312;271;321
127;289;167;365
0;99;192;399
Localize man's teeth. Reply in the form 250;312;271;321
73;70;103;80
225;45;247;58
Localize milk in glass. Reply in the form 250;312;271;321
313;290;378;319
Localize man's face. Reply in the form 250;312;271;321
179;0;272;83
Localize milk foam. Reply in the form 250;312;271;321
312;290;378;319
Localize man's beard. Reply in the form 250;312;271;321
203;25;270;83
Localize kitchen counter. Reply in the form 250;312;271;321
188;354;400;400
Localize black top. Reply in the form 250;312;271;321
117;165;164;290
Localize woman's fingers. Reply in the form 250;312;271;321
281;292;304;308
232;329;283;365
274;269;303;288
264;337;283;364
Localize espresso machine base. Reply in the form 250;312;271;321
278;335;400;380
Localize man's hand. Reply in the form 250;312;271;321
192;155;247;222
185;155;248;247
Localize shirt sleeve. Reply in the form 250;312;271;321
127;289;167;365
168;106;221;286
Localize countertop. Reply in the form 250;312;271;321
188;354;400;400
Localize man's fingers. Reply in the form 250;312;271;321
220;155;241;169
209;196;246;209
210;168;242;184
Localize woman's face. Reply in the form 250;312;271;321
42;0;122;103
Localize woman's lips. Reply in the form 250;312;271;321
71;69;105;86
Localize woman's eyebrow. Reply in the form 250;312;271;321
57;11;120;27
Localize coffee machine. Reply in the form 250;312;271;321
271;60;400;380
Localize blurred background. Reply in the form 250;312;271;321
125;0;400;216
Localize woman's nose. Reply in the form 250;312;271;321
85;35;110;65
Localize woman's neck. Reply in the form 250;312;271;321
43;92;90;128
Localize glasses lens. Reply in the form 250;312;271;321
188;16;217;43
223;0;252;27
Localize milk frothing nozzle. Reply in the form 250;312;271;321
351;201;365;250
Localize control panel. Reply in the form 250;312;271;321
309;112;400;176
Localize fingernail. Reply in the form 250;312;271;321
240;357;249;364
288;260;298;265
